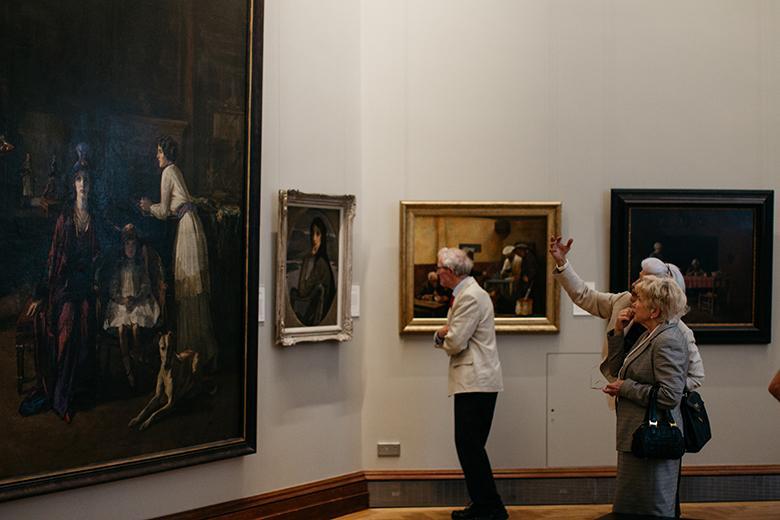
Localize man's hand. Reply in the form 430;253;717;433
549;236;573;267
602;379;624;397
436;325;449;340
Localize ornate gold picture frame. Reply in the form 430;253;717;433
400;201;561;334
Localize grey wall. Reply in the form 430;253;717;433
2;1;779;518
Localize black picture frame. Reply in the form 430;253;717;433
0;0;262;501
610;189;773;344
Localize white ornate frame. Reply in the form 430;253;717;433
276;190;355;346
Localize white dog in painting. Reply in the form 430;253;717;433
129;331;200;431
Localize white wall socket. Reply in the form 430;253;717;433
377;442;401;457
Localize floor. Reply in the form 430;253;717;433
337;502;780;519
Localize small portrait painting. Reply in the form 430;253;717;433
285;207;340;327
276;191;355;346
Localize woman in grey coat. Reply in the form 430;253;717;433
602;276;689;518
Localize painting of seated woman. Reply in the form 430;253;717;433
286;211;339;327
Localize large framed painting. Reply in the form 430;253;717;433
0;0;263;501
611;189;774;344
276;190;356;346
400;201;561;334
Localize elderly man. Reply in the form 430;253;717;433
434;247;507;520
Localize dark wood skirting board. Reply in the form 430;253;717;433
157;465;780;519
158;471;368;520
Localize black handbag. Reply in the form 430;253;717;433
631;385;686;460
681;390;711;453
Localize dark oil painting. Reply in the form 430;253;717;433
611;189;773;344
284;206;341;328
0;0;261;501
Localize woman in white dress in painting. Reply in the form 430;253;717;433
139;135;217;370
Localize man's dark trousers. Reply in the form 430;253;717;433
454;392;503;510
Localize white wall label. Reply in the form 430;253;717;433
572;282;596;316
258;286;265;323
351;285;360;317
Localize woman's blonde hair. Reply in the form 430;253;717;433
634;275;688;322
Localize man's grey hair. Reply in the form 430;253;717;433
437;247;473;277
641;257;686;292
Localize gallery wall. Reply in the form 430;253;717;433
1;1;779;519
359;0;780;470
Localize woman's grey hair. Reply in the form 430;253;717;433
641;257;686;292
634;275;688;322
437;247;473;277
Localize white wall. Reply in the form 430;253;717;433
2;1;779;518
359;0;780;471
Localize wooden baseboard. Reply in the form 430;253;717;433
157;465;780;518
158;471;368;520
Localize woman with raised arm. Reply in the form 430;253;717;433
549;236;704;391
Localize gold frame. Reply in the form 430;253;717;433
399;201;561;334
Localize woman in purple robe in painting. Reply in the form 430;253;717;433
31;162;100;422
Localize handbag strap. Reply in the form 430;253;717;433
644;385;660;426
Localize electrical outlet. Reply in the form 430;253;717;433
377;442;401;457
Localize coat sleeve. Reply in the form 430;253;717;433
554;262;625;320
678;321;705;391
619;329;687;410
602;330;627;379
439;293;480;357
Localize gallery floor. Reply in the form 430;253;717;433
338;502;780;519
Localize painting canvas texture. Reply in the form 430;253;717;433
412;215;548;318
0;0;257;499
629;207;755;326
284;206;341;328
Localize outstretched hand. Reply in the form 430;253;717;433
549;236;573;267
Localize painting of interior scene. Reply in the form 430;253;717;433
0;0;250;486
413;216;548;319
284;206;341;329
629;208;756;325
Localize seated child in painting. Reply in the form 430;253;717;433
104;224;161;388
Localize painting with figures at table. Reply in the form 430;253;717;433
0;0;261;501
399;201;561;334
611;189;773;344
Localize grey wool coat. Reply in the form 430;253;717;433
602;321;689;452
